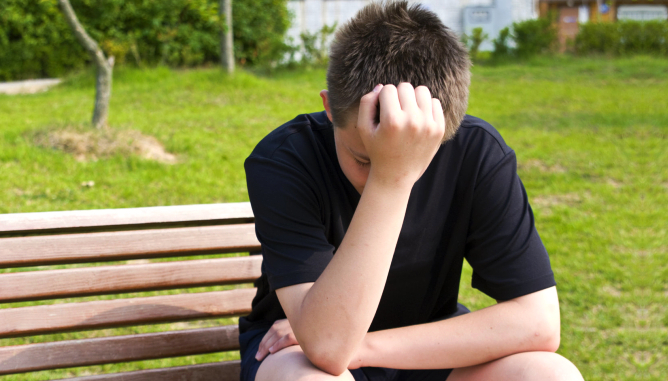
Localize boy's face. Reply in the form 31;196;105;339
321;90;369;194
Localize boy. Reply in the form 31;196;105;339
239;2;584;380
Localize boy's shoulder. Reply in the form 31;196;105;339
247;111;330;161
456;114;513;156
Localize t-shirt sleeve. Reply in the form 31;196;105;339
245;155;334;291
465;149;556;301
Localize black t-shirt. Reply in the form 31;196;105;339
239;111;555;334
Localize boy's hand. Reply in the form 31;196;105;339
255;319;298;361
357;83;445;190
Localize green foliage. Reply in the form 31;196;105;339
491;27;512;59
298;23;337;66
0;0;291;80
462;27;489;60
575;20;668;56
511;16;557;57
0;0;88;81
232;0;291;67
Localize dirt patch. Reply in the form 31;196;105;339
531;193;581;208
530;193;583;216
601;285;623;297
518;159;566;174
613;246;667;257
607;178;624;188
632;351;652;366
34;127;177;164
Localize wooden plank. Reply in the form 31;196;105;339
0;326;240;375
0;288;256;339
0;256;263;303
0;224;260;267
0;202;254;236
54;361;240;381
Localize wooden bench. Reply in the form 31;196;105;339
0;202;261;380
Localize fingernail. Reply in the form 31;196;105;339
255;352;260;360
373;84;382;93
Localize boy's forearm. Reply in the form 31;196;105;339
351;287;561;370
278;177;413;375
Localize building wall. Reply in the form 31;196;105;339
287;0;538;43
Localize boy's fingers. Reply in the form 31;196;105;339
358;84;383;130
378;84;401;123
357;84;383;138
255;331;276;360
269;334;297;354
415;86;433;119
432;98;445;134
397;82;418;112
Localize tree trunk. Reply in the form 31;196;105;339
220;0;234;73
58;0;113;129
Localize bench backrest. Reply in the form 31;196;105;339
0;202;261;380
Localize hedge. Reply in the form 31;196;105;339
0;0;290;81
574;20;668;56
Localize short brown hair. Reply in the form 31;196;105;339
327;1;471;141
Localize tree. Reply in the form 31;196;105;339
220;0;234;73
57;0;113;129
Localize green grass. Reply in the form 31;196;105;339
1;55;667;380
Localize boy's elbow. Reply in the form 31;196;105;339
302;344;352;376
310;356;348;376
531;306;561;352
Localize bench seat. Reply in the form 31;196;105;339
0;202;261;380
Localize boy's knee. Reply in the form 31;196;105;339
517;352;584;381
451;351;583;381
256;346;356;381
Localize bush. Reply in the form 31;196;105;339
491;27;512;59
462;27;489;60
232;0;291;67
298;23;337;66
575;20;668;56
512;17;557;57
0;0;87;81
0;0;291;80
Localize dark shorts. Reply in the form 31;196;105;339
239;303;470;381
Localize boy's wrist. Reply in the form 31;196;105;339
366;170;415;196
349;334;373;369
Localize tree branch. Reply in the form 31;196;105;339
57;0;112;129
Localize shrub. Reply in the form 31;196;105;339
462;27;489;60
298;23;337;66
573;22;618;55
0;0;87;81
232;0;291;66
491;27;512;59
512;17;557;57
0;0;291;80
574;20;668;56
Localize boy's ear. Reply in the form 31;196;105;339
320;90;334;123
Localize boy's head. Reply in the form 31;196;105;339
324;1;471;142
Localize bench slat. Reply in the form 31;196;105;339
55;361;240;381
0;288;256;338
0;256;263;303
0;326;239;375
0;202;254;236
0;224;260;267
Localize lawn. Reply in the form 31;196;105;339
0;55;666;380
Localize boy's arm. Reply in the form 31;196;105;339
350;285;561;370
275;83;446;376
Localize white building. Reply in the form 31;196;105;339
286;0;538;51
